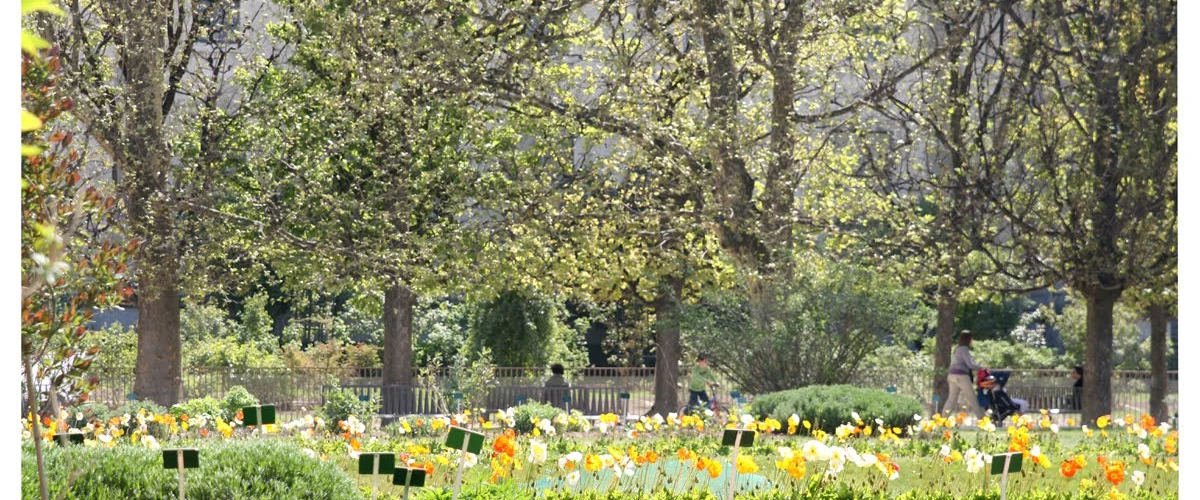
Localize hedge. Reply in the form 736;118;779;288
749;385;923;433
22;439;359;500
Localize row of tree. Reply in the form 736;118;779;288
25;0;1174;422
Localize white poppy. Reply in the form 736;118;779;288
801;440;832;462
460;452;478;468
529;440;548;464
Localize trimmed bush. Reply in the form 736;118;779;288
511;401;563;434
749;385;922;433
171;396;228;421
222;385;260;420
21;440;359;500
318;389;380;432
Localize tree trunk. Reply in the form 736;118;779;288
382;284;416;419
133;272;182;406
24;354;49;500
1082;290;1120;422
122;0;181;408
649;277;684;416
933;291;957;413
1149;301;1169;422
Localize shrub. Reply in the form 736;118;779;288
66;401;116;427
750;385;922;433
180;301;241;342
511;401;564;434
21;440;359;500
170;396;228;421
185;336;285;369
114;399;168;419
318;389;380;432
679;255;931;394
465;289;585;367
85;323;138;370
282;341;381;372
222;386;260;420
414;297;470;366
238;291;279;353
1050;295;1151;370
971;339;1066;370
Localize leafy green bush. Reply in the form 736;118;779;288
170;396;228;421
511;401;564;434
85;323;138;370
282;341;381;370
115;399;167;419
238;291;278;352
223;386;260;420
972;339;1066;370
21;440;359;499
186;336;285;369
69;401;116;425
318;389;379;432
750;385;922;433
465;289;585;367
414;298;470;366
181;301;242;343
955;295;1032;341
680;255;932;394
1050;295;1151;370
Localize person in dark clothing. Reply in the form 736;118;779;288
543;364;570;408
1070;366;1083;410
545;364;569;388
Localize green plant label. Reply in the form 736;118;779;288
619;392;630;399
991;452;1022;475
444;426;484;454
162;449;200;469
393;467;427;487
358;453;397;475
721;429;756;447
451;392;464;400
241;404;276;426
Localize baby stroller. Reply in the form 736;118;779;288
977;370;1023;422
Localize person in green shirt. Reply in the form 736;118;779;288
686;354;717;412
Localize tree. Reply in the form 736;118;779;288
837;0;1035;412
437;0;943;412
213;0;546;414
990;0;1176;421
43;0;280;405
21;49;133;500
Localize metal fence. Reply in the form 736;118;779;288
76;366;1177;418
850;368;1180;417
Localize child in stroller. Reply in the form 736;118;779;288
976;370;1028;422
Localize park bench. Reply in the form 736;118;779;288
1004;385;1082;421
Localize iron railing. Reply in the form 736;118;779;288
70;366;1177;418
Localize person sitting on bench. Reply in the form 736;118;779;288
543;364;570;407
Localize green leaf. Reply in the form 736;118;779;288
21;31;50;57
22;0;65;16
21;110;42;132
21;144;44;157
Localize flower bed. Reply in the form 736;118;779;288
22;405;1178;499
